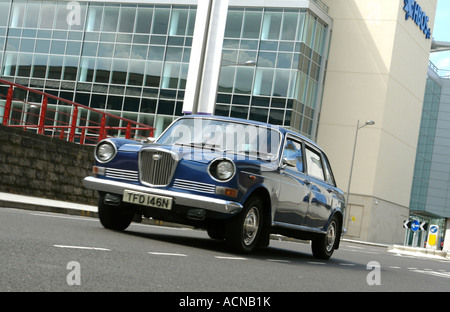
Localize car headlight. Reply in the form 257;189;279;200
95;141;117;163
209;158;236;182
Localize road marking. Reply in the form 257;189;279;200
148;252;187;257
215;256;247;260
410;269;450;279
54;244;110;251
341;248;379;255
389;266;402;269
344;245;364;249
339;263;355;266
32;212;97;221
133;223;190;231
307;261;326;265
267;259;291;263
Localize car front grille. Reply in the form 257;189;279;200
105;168;139;182
173;179;216;194
139;148;179;186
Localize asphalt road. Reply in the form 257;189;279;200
1;207;449;294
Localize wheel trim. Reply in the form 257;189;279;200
325;221;337;253
243;207;259;246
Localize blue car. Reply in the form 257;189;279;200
83;115;345;259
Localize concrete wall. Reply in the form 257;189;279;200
0;125;97;206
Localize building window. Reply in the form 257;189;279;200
217;8;328;138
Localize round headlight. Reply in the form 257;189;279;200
209;159;235;181
95;141;116;163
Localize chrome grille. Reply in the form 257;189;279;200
139;149;179;186
173;179;216;194
105;168;139;182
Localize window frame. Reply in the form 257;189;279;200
304;145;325;181
282;134;305;174
303;142;337;187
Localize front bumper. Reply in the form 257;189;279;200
83;176;243;215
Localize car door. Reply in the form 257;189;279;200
274;137;311;226
303;145;336;230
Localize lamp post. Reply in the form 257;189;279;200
344;120;375;230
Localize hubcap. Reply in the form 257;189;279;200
243;207;259;246
326;221;337;252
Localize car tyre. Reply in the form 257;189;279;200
98;195;135;231
225;196;264;253
311;215;339;260
206;221;226;240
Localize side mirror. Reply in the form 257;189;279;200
144;137;156;144
281;157;293;169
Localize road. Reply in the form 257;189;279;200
1;207;449;295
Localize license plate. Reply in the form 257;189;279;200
123;190;172;210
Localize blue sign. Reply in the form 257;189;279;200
430;225;438;234
411;220;420;232
403;0;432;39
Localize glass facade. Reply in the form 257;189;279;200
0;0;329;138
216;8;328;138
410;71;441;216
1;0;196;136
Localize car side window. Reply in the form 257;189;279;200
305;146;325;181
322;154;336;186
283;139;303;172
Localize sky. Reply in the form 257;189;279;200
429;0;450;75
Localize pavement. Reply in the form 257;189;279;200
0;192;98;218
1;191;449;261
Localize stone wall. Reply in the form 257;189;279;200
0;125;98;205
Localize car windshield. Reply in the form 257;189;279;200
157;118;282;161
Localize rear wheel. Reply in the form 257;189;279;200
98;195;135;231
225;196;264;253
311;216;339;260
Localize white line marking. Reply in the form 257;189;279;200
307;261;326;265
148;252;187;257
215;256;247;260
32;212;97;221
267;259;291;263
54;245;110;251
410;269;450;279
344;245;364;249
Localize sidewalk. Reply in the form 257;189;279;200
388;244;449;261
1;191;448;260
0;192;97;217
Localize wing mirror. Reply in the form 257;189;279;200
281;157;296;169
144;137;156;144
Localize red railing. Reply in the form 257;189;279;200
0;79;154;145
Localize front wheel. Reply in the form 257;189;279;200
98;195;135;231
311;216;339;260
225;196;264;253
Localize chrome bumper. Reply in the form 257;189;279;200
83;176;243;215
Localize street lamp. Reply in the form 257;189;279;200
344;120;375;230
